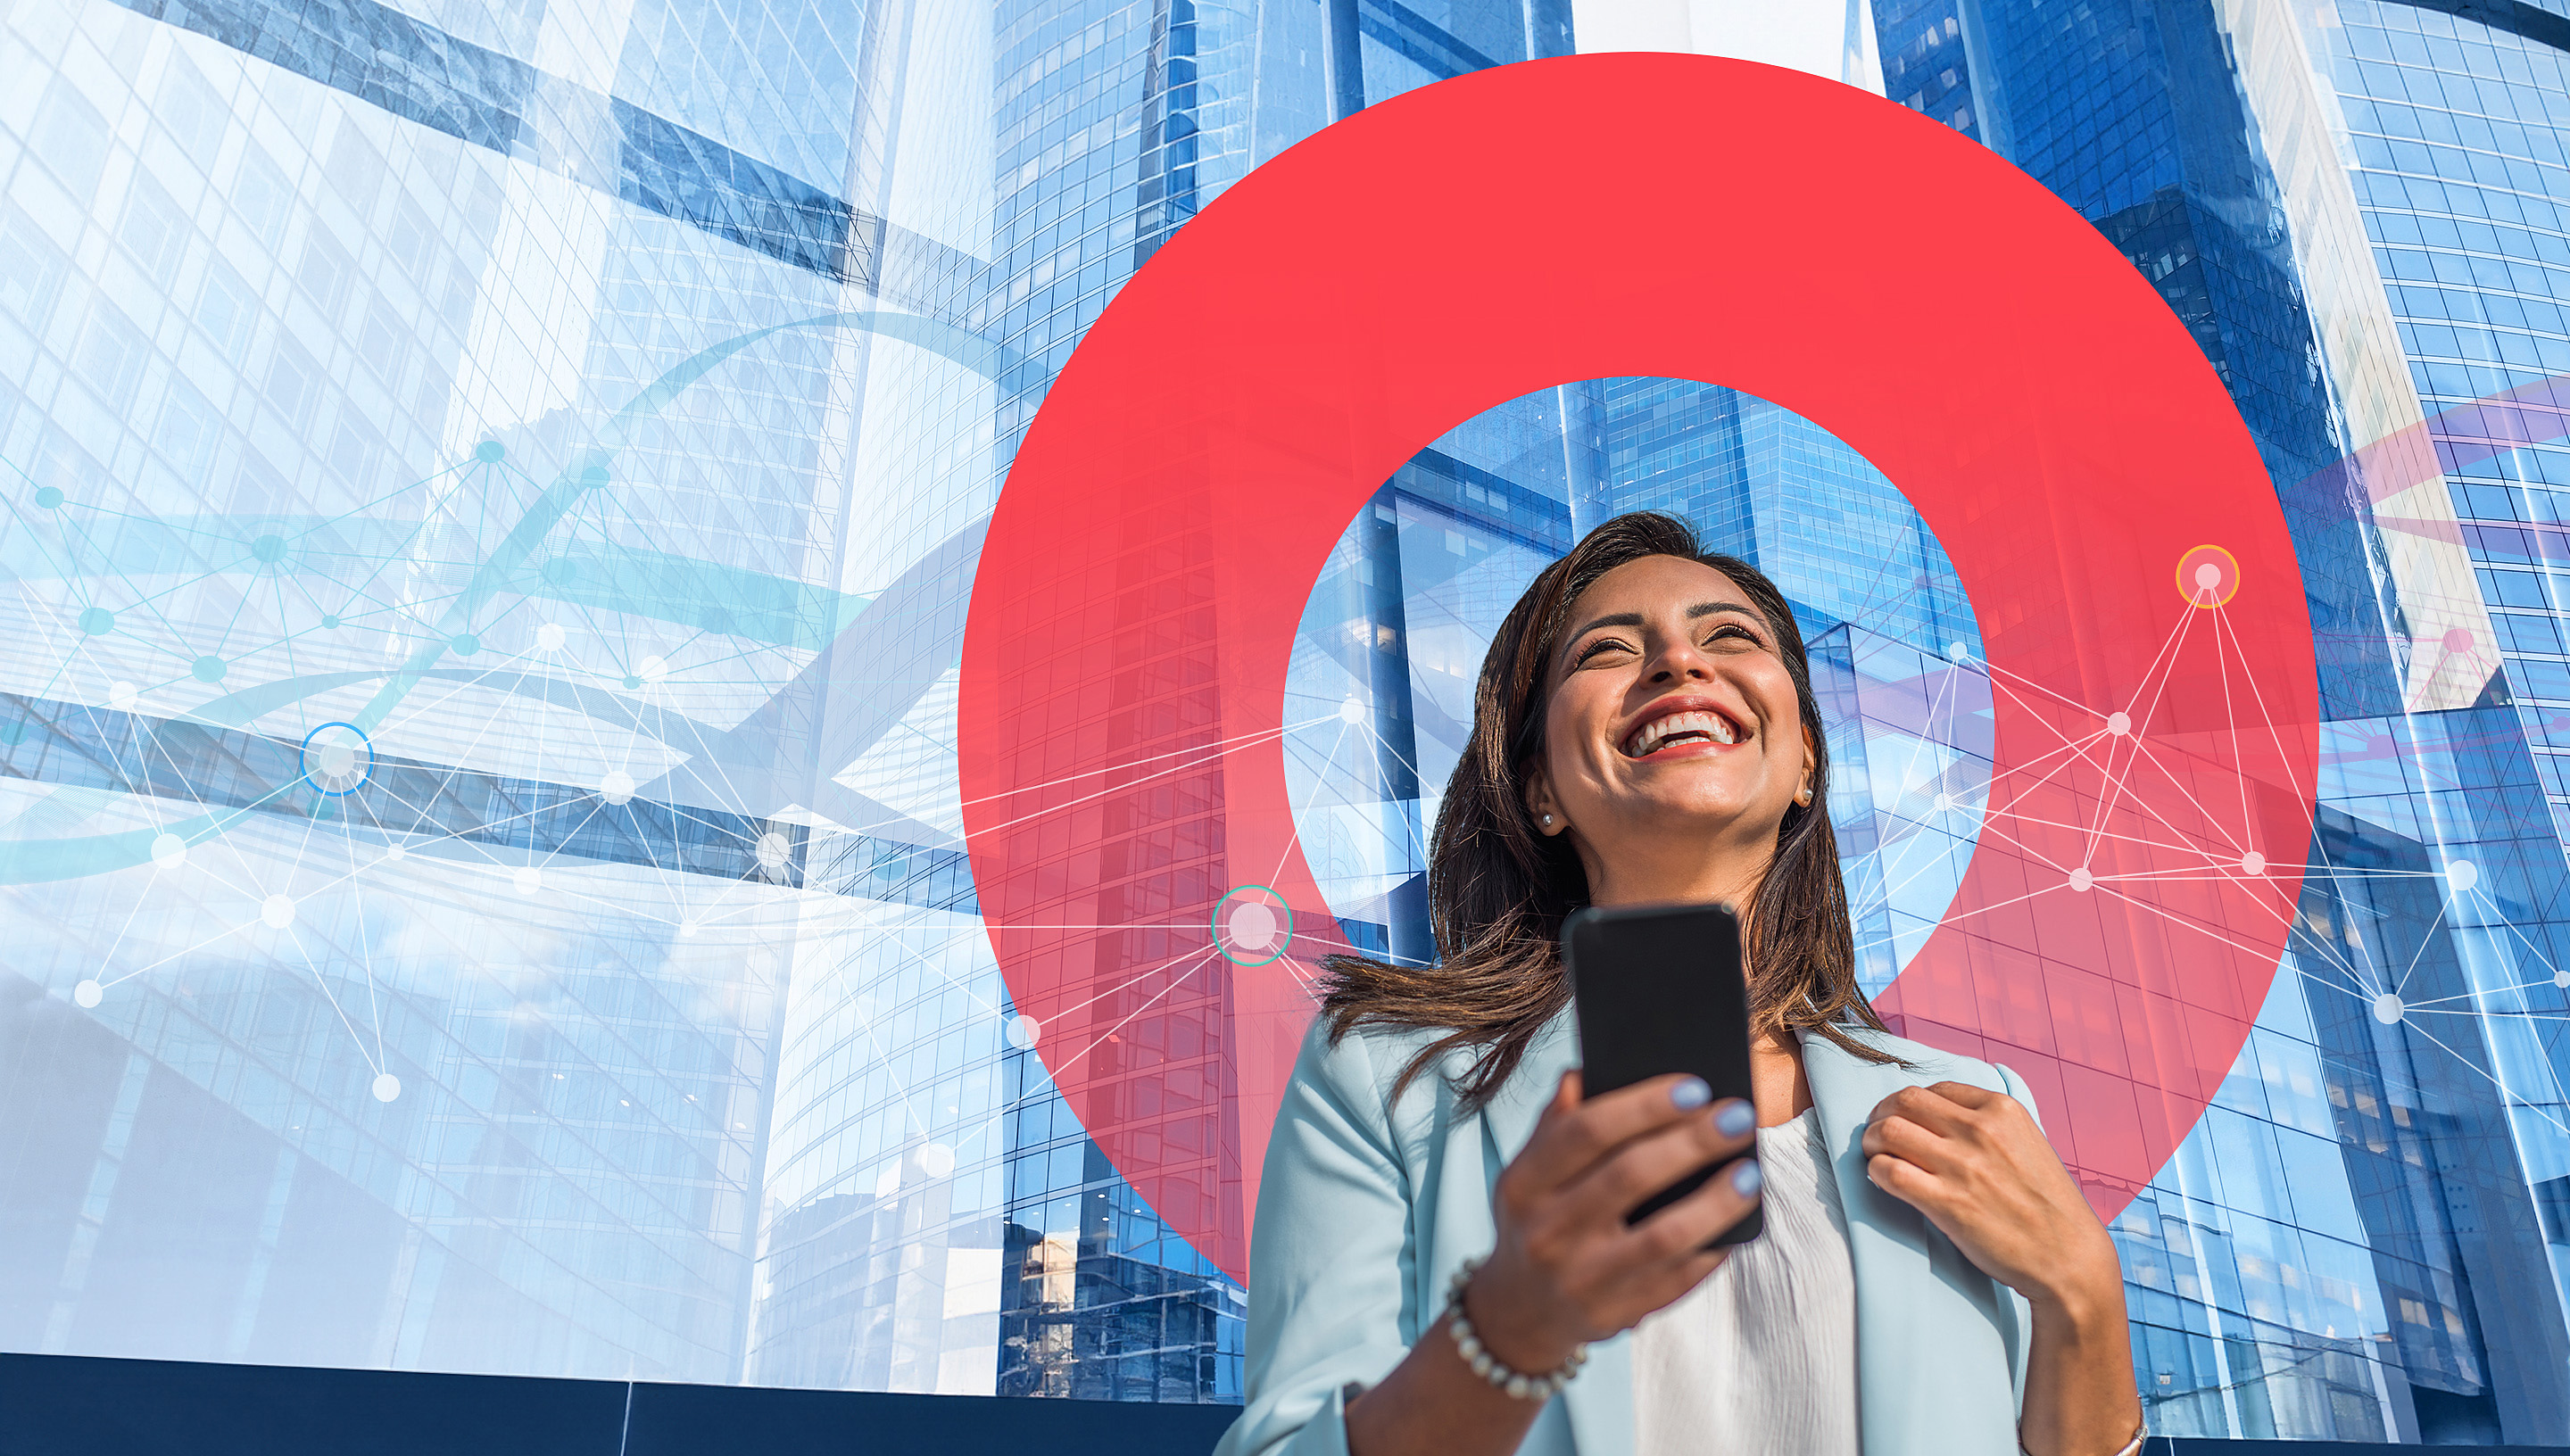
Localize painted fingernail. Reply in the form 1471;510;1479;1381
1730;1160;1764;1196
1714;1099;1754;1138
1670;1076;1711;1110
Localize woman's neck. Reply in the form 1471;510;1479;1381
1586;850;1770;909
1579;815;1779;908
1753;1027;1814;1127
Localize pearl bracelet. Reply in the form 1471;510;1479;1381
1443;1255;1589;1401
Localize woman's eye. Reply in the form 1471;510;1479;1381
1573;637;1630;666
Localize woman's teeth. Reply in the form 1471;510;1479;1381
1623;710;1738;757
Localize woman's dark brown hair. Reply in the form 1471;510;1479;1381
1319;510;1894;1107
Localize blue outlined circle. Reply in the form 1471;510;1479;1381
300;721;374;796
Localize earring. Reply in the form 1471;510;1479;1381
1795;786;1812;807
1541;813;1554;827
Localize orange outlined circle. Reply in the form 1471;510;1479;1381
2176;543;2240;608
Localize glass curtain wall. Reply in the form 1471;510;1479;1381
1848;0;2570;1442
11;0;2570;1434
0;0;1584;1407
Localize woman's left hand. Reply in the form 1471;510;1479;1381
1860;1081;2119;1311
1864;1081;2143;1455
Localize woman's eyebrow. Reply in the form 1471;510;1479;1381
1686;601;1759;621
1567;610;1646;640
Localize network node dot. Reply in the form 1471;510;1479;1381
2442;626;2475;654
1945;641;1970;664
2372;992;2404;1025
601;771;635;806
1227;899;1280;953
2445;858;2479;893
677;920;699;938
150;832;186;868
1339;699;1364;724
2068;867;2094;892
78;607;114;635
251;534;286;564
476;440;505;463
1007;1013;1041;1049
639;655;668;682
2107;711;2132;737
513;866;542;894
73;979;102;1008
621;674;642;691
261;894;295;929
756;831;791;872
372;1072;402;1102
191;656;227;683
34;485;65;509
2555;969;2569;990
449;633;480;656
2242;850;2266;876
383;843;406;862
535;623;567;651
920;1142;957;1179
579;464;609;490
1934;792;1955;814
320;614;341;630
2194;563;2222;590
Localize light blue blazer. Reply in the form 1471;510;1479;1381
1215;1010;2038;1456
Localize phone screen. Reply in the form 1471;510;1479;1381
1563;901;1764;1246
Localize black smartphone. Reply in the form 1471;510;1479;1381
1563;901;1763;1246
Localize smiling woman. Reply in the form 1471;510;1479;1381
1217;513;2145;1456
1315;513;1887;1112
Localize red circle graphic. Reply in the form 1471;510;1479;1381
959;54;2319;1284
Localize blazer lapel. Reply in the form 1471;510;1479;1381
1477;1011;1638;1456
1480;1007;1578;1165
1801;1030;2024;1456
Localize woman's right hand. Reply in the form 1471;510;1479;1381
1465;1070;1762;1372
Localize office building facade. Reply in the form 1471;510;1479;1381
5;0;2570;1438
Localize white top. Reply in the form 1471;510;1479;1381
1632;1106;1861;1456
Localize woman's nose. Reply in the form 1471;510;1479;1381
1649;637;1717;681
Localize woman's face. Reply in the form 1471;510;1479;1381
1527;554;1812;898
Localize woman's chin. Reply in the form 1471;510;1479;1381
1594;792;1785;841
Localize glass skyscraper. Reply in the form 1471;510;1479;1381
8;0;2570;1441
0;0;1571;1408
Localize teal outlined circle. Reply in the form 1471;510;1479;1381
1212;883;1294;967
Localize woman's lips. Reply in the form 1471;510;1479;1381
1621;705;1745;757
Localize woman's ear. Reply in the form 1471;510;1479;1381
1523;768;1565;836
